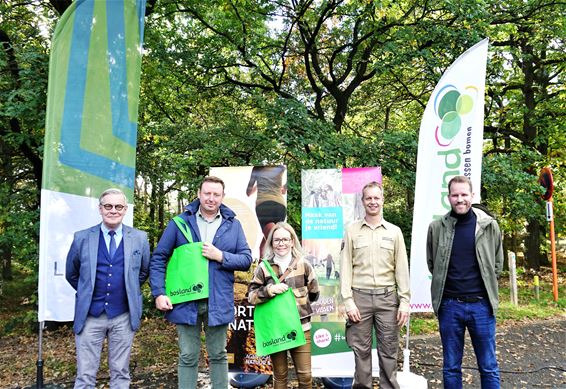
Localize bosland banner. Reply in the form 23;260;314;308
302;167;382;377
209;166;287;374
38;0;147;322
409;39;488;312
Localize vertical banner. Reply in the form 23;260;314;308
409;39;488;312
303;167;382;377
38;0;147;322
209;166;287;374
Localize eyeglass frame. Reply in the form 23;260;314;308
100;203;126;211
273;237;292;244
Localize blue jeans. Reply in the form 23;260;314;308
438;298;500;389
176;301;228;389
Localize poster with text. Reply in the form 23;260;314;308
303;167;382;377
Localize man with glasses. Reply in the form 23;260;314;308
65;188;150;388
150;175;252;388
340;181;410;389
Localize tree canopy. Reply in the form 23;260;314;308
0;0;563;280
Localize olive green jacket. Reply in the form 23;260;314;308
426;208;504;315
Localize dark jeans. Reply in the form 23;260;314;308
438;297;500;389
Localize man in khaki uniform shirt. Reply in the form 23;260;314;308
340;181;410;389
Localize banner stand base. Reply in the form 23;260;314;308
398;371;428;389
398;327;428;388
228;373;270;388
321;377;353;388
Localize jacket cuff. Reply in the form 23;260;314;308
152;288;166;298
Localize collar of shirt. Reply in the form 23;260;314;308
100;223;123;249
197;209;221;223
273;252;293;274
361;218;390;230
197;210;222;243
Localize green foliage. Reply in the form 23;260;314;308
0;2;50;280
0;183;40;272
481;0;565;264
0;263;37;336
402;313;438;336
481;150;547;234
0;0;562;285
499;267;566;310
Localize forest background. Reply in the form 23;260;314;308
0;0;564;299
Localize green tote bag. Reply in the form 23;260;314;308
165;216;209;304
253;259;306;356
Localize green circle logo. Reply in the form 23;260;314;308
434;85;477;146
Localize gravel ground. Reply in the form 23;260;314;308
409;316;566;388
143;316;565;389
21;316;566;388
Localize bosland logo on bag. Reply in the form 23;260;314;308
169;282;205;297
262;330;298;348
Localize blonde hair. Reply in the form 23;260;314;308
361;181;383;199
263;222;303;260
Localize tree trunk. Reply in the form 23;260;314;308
539;222;550;267
525;217;541;269
149;182;158;248
1;246;13;281
157;181;165;231
503;233;512;271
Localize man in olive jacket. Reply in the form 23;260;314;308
427;175;503;389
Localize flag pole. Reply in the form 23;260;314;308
539;167;557;302
547;198;558;302
36;321;44;389
402;316;411;373
397;314;427;388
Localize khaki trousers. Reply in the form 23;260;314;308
271;330;312;389
346;289;400;389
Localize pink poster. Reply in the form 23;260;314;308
342;167;382;193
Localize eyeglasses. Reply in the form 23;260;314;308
273;238;292;244
100;203;126;211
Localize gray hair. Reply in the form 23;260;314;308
99;188;128;204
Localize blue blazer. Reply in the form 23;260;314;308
65;223;150;334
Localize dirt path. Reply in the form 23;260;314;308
128;316;565;388
409;316;566;388
5;316;564;388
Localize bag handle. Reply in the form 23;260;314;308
279;256;299;281
261;259;282;285
173;216;195;244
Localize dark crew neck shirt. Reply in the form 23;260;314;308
443;208;488;298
